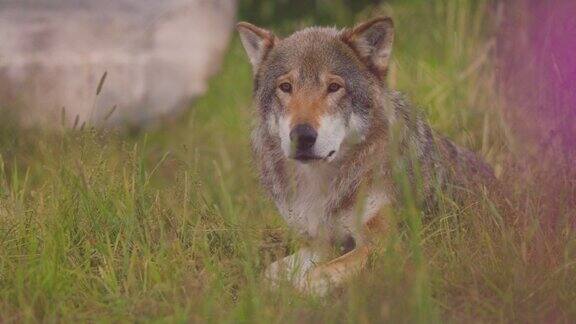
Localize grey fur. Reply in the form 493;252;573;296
239;18;494;249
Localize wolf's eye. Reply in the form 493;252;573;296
327;83;342;93
278;82;292;93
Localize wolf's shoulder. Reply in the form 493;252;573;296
387;90;421;118
384;90;429;133
385;89;495;184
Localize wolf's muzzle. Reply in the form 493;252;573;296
290;124;317;151
289;124;320;161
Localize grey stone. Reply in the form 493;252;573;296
0;0;237;127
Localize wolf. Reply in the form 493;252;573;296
237;17;494;295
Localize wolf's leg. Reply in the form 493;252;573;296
301;210;391;296
264;248;324;289
302;245;372;296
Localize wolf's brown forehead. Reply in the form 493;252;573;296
272;29;358;76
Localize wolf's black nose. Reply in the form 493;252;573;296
290;124;317;150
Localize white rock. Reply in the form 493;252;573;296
0;0;237;127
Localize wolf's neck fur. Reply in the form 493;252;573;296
282;161;338;239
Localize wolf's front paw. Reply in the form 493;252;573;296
263;248;321;291
301;246;372;296
299;266;337;297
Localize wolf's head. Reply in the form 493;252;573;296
238;18;394;163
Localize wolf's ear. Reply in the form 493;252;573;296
343;17;394;76
237;22;276;71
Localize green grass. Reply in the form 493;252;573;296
1;1;575;322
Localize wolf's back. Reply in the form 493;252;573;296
436;136;495;183
388;91;495;204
